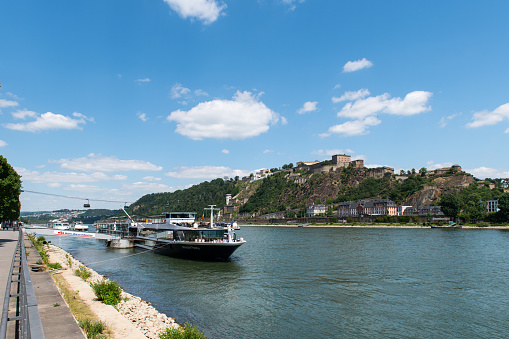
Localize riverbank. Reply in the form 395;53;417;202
239;223;509;229
46;243;179;339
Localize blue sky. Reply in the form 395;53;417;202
1;0;509;211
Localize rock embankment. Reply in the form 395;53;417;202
47;244;179;339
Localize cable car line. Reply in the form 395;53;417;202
21;189;133;205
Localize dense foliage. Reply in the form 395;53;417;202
0;155;22;222
335;174;429;205
159;322;206;339
91;280;122;306
128;178;240;217
239;172;298;214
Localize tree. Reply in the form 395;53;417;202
439;193;461;220
419;167;427;177
498;193;509;221
0;156;22;223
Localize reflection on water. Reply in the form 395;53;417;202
46;227;509;338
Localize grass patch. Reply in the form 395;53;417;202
74;265;92;281
51;274;110;338
47;262;64;270
159;322;206;339
91;280;122;306
79;318;107;339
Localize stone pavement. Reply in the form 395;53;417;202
0;230;85;338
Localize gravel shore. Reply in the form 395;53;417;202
47;244;179;339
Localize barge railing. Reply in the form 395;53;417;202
0;229;44;339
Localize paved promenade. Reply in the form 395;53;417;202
0;229;85;338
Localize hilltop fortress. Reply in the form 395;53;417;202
296;154;394;179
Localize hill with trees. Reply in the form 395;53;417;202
124;163;509;224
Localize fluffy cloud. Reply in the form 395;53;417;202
53;154;163;172
137;112;148;122
343;58;373;72
0;99;19;109
0;140;6;147
135;78;151;83
466;103;509;131
170;83;191;99
297;101;318;114
221;149;230;154
121;181;177;193
338;91;432;119
163;0;226;24
3;112;93;132
12;109;37;120
465;166;509;180
425;161;453;170
167;91;279;140
16;167;127;184
321;116;381;137
332;89;370;103
438;113;461;128
282;0;305;11
323;90;432;137
312;149;356;157
165;165;250;179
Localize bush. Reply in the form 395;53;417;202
159;322;206;339
79;318;107;338
47;262;63;270
75;265;92;280
476;221;490;228
91;280;122;306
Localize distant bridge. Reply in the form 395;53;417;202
24;227;118;240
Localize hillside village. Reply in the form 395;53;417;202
222;154;509;222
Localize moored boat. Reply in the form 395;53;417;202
72;221;89;231
48;219;71;230
133;209;245;261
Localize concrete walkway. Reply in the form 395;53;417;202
0;230;85;338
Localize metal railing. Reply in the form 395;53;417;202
0;230;44;339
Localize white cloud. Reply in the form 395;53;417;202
53;154;163;172
0;98;18;109
297;101;318;114
194;89;209;96
332;89;370;103
321;116;381;137
0;140;7;147
221;149;230;154
263;149;273;154
466;103;509;130
3;111;93;132
142;176;162;182
12;109;37;120
16;167;127;184
282;0;305;11
170;83;191;99
165;165;250;179
324;90;432;137
438;113;461;128
425;161;453;170
465;166;509;180
137;112;148;122
312;149;356;157
163;0;226;24
167;91;279;140
122;181;177;193
281;116;288;125
343;58;373;72
135;78;151;83
338;91;432;119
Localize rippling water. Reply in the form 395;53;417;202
46;227;509;338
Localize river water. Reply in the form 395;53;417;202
46;226;509;338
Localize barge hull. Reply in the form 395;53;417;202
135;241;243;261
